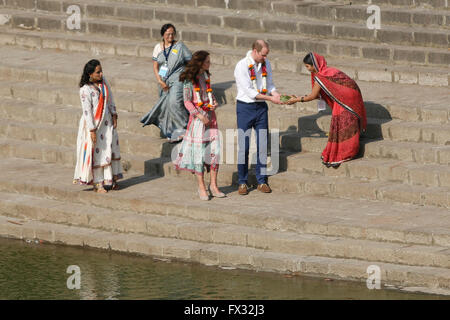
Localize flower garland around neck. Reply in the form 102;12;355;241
194;72;214;111
247;52;267;95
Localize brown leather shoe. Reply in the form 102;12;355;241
238;184;249;195
257;183;272;193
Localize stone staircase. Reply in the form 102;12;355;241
0;0;449;295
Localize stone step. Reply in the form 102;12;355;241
148;155;450;209
1;4;450;65
323;0;450;10
0;191;448;270
3;104;450;169
1;157;449;247
4;88;450;147
269;170;450;209
285;152;450;188
297;114;450;145
1;213;449;294
0;119;175;158
0;97;164;139
0;137;160;175
1;27;448;88
10;0;449;33
281;134;450;166
0;46;448;124
150;146;450;189
273;1;450;29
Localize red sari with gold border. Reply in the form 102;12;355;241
309;52;367;167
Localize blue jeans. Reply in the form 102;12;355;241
236;100;269;185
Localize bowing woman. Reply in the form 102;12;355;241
140;23;193;142
73;59;123;193
287;52;367;167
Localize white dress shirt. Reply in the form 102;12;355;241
234;51;276;103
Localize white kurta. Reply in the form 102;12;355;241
73;78;123;185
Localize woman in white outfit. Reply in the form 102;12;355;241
73;59;123;193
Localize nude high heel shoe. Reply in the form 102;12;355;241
198;188;210;201
208;185;226;198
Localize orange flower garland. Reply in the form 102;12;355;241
247;53;267;95
194;72;214;111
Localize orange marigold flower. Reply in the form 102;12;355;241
207;88;213;92
250;76;256;80
248;64;254;68
262;73;267;76
262;89;268;93
197;102;203;107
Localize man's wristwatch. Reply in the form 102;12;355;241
301;96;305;103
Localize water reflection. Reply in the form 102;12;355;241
0;238;447;300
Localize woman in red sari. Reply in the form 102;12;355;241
287;52;367;167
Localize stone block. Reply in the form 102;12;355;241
115;43;139;57
223;16;261;31
299;23;333;37
418;72;448;87
393;71;418;85
154;9;186;24
42;37;66;50
393;49;426;63
88;22;119;37
263;20;298;33
180;30;208;44
382;10;412;25
37;17;63;31
89;41;116;56
186;13;221;27
389;124;421;143
438;148;450;165
428;52;450;65
414;32;448;47
335;7;367;22
265;38;294;54
378;164;409;183
379;185;422;205
232;0;269;11
413;12;444;26
409;168;439;187
210;33;234;47
361;47;391;61
334;25;374;41
296;40;327;55
12;16;35;29
213;227;247;246
5;0;35;9
66;39;90;53
120;25;151;39
86;4;115;18
347;162;378;180
0;33;16;46
272;2;297;15
422;190;449;208
328;43;360;58
438;170;450;187
195;0;222;8
169;0;196;6
37;0;62;12
389;105;419;121
358;69;392;82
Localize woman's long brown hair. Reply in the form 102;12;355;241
179;50;210;83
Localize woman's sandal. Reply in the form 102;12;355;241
94;183;108;193
111;180;120;190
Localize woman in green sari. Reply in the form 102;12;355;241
140;24;192;142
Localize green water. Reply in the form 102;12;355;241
0;237;448;300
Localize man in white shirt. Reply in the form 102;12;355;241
234;40;282;195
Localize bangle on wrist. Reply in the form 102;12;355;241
301;96;305;103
